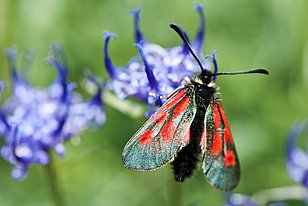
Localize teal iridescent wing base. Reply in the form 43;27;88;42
201;93;240;191
122;86;197;171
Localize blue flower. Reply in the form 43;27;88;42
0;46;105;180
286;120;308;187
224;193;259;206
103;4;209;116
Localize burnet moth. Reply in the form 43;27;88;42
122;23;269;191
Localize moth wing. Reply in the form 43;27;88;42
201;93;240;191
122;86;197;170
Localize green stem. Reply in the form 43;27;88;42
45;153;65;206
252;185;308;206
168;174;183;206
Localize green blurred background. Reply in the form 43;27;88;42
0;0;308;205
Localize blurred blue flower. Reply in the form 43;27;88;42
286;120;308;188
103;4;210;116
0;46;105;180
224;193;259;206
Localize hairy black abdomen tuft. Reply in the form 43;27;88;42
171;139;201;182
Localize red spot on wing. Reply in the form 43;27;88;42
161;120;176;142
173;96;190;118
160;89;186;114
224;150;236;167
216;101;234;145
156;114;168;127
212;132;222;155
139;130;154;146
213;103;221;128
211;103;223;155
148;89;186;124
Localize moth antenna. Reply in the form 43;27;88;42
170;23;205;72
213;68;269;76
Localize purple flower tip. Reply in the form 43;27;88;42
134;43;159;92
103;31;116;41
205;50;219;81
51;43;62;53
129;7;145;44
4;48;17;61
48;57;68;80
50;44;68;68
87;74;103;106
5;48;30;89
128;7;142;16
194;3;204;12
103;31;118;80
193;3;206;53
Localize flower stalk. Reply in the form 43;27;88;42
45;152;65;206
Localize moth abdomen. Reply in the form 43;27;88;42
171;140;201;182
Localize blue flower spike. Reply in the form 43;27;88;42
134;42;159;93
205;50;219;81
86;74;106;126
0;46;105;180
103;32;118;80
129;8;145;44
103;4;209;116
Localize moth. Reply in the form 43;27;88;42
122;23;268;191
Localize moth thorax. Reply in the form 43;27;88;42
194;84;215;108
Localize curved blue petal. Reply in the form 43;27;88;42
47;57;68;103
47;57;67;84
205;50;218;81
193;3;206;53
85;72;106;124
51;44;68;69
5;48;29;87
134;42;159;92
87;74;103;107
50;83;74;138
129;8;145;44
103;32;118;80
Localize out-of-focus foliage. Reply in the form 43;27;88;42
0;0;307;205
